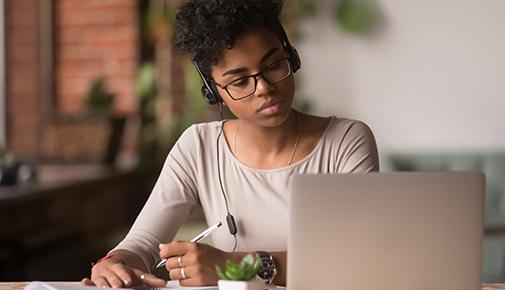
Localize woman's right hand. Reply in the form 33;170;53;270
81;258;166;288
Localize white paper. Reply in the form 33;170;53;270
24;281;217;290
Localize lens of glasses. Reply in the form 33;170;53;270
226;58;291;100
226;77;256;100
263;58;291;84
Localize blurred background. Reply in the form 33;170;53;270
0;0;504;283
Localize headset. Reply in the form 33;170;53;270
193;20;301;251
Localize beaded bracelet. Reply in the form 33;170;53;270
91;254;125;268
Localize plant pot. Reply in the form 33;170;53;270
218;279;265;290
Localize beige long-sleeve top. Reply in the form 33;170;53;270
112;116;379;269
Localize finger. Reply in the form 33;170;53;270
169;266;193;281
143;275;167;288
81;278;95;286
159;241;194;259
132;269;167;288
93;276;111;288
178;265;218;287
162;241;199;257
164;254;189;270
109;264;135;287
101;269;125;288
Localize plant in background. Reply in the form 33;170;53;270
216;254;262;281
0;148;36;185
334;0;382;34
134;62;160;169
83;76;114;117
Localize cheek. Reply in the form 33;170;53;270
222;98;254;118
277;76;295;101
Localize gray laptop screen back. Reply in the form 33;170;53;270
288;172;484;290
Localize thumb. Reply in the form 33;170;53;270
80;278;95;286
132;269;167;287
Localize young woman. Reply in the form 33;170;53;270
82;0;379;288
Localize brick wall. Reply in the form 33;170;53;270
55;0;139;115
5;0;41;157
5;0;140;157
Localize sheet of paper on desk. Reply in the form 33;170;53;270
24;281;286;290
24;281;217;290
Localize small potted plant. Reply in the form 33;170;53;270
215;254;264;290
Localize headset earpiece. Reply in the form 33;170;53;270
289;46;301;73
276;20;301;73
194;62;221;105
201;84;220;105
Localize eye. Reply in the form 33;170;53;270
265;59;284;71
229;77;250;88
267;62;280;70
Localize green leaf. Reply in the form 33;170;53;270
334;0;382;34
215;254;263;281
241;254;254;267
254;258;262;272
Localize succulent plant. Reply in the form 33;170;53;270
215;254;262;281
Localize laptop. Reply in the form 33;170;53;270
288;172;485;290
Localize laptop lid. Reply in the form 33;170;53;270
288;172;484;290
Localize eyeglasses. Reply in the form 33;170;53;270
213;58;292;101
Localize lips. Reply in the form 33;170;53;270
257;100;281;112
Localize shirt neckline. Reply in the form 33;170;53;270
219;116;337;173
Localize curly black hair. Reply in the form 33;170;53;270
175;0;284;76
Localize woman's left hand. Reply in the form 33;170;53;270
159;241;233;286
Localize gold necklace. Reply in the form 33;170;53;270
287;110;302;166
233;110;302;166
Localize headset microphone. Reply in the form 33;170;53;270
226;214;238;235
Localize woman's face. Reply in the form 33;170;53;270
210;27;296;128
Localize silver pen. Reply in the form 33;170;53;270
155;221;222;269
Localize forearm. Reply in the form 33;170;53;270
109;249;149;273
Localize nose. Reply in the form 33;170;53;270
254;74;273;97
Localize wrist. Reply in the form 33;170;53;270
92;254;125;269
223;251;248;264
255;251;278;283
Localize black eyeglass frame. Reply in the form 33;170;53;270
211;57;292;101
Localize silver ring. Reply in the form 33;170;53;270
177;256;184;268
180;267;187;280
140;273;146;280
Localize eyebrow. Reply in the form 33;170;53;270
221;47;279;77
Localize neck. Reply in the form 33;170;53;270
236;109;300;155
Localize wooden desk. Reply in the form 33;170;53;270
0;282;504;290
0;282;27;290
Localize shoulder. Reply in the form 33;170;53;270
166;121;225;170
326;117;376;143
176;120;224;145
330;117;379;172
300;114;376;143
324;117;379;162
300;114;378;172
